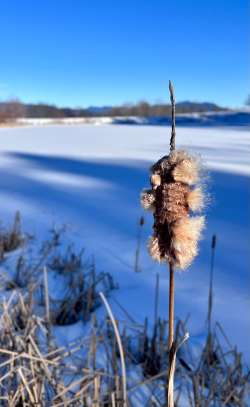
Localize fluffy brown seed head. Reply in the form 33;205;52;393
155;182;189;224
172;154;200;185
140;189;155;211
171;216;205;269
172;215;205;244
148;236;162;262
151;173;161;189
187;187;204;212
151;150;201;186
142;149;206;270
151;155;172;175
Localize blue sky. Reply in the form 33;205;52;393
0;0;249;108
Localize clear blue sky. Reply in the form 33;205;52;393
0;0;249;108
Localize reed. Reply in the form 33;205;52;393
141;81;206;406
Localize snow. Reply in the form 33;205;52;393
16;110;250;128
17;117;113;126
0;123;249;360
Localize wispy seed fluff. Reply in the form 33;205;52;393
141;150;205;270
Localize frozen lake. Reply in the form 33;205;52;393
0;124;249;359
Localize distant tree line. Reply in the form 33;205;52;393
0;99;25;122
0;99;225;122
0;100;92;121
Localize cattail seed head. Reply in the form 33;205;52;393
141;149;206;270
151;173;161;188
171;151;200;185
187;187;204;212
172;216;205;269
140;189;155;211
148;236;162;262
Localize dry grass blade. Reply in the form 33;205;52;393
99;291;127;407
168;332;189;407
18;368;36;404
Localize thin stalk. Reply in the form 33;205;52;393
168;80;176;351
99;292;127;407
167;263;175;406
154;273;160;336
167;80;176;407
43;267;50;325
168;263;175;351
169;80;176;152
208;234;216;334
134;216;144;272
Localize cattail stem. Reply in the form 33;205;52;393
134;216;144;272
168;81;176;354
169;80;176;152
167;262;175;407
154;272;160;332
167;80;176;407
168;263;175;350
208;234;216;334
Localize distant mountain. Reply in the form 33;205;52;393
176;101;221;112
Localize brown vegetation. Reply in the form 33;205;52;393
0;99;25;123
0;214;249;405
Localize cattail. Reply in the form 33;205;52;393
141;82;206;407
142;149;205;270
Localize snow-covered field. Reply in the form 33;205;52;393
16;110;250;127
0;124;249;360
